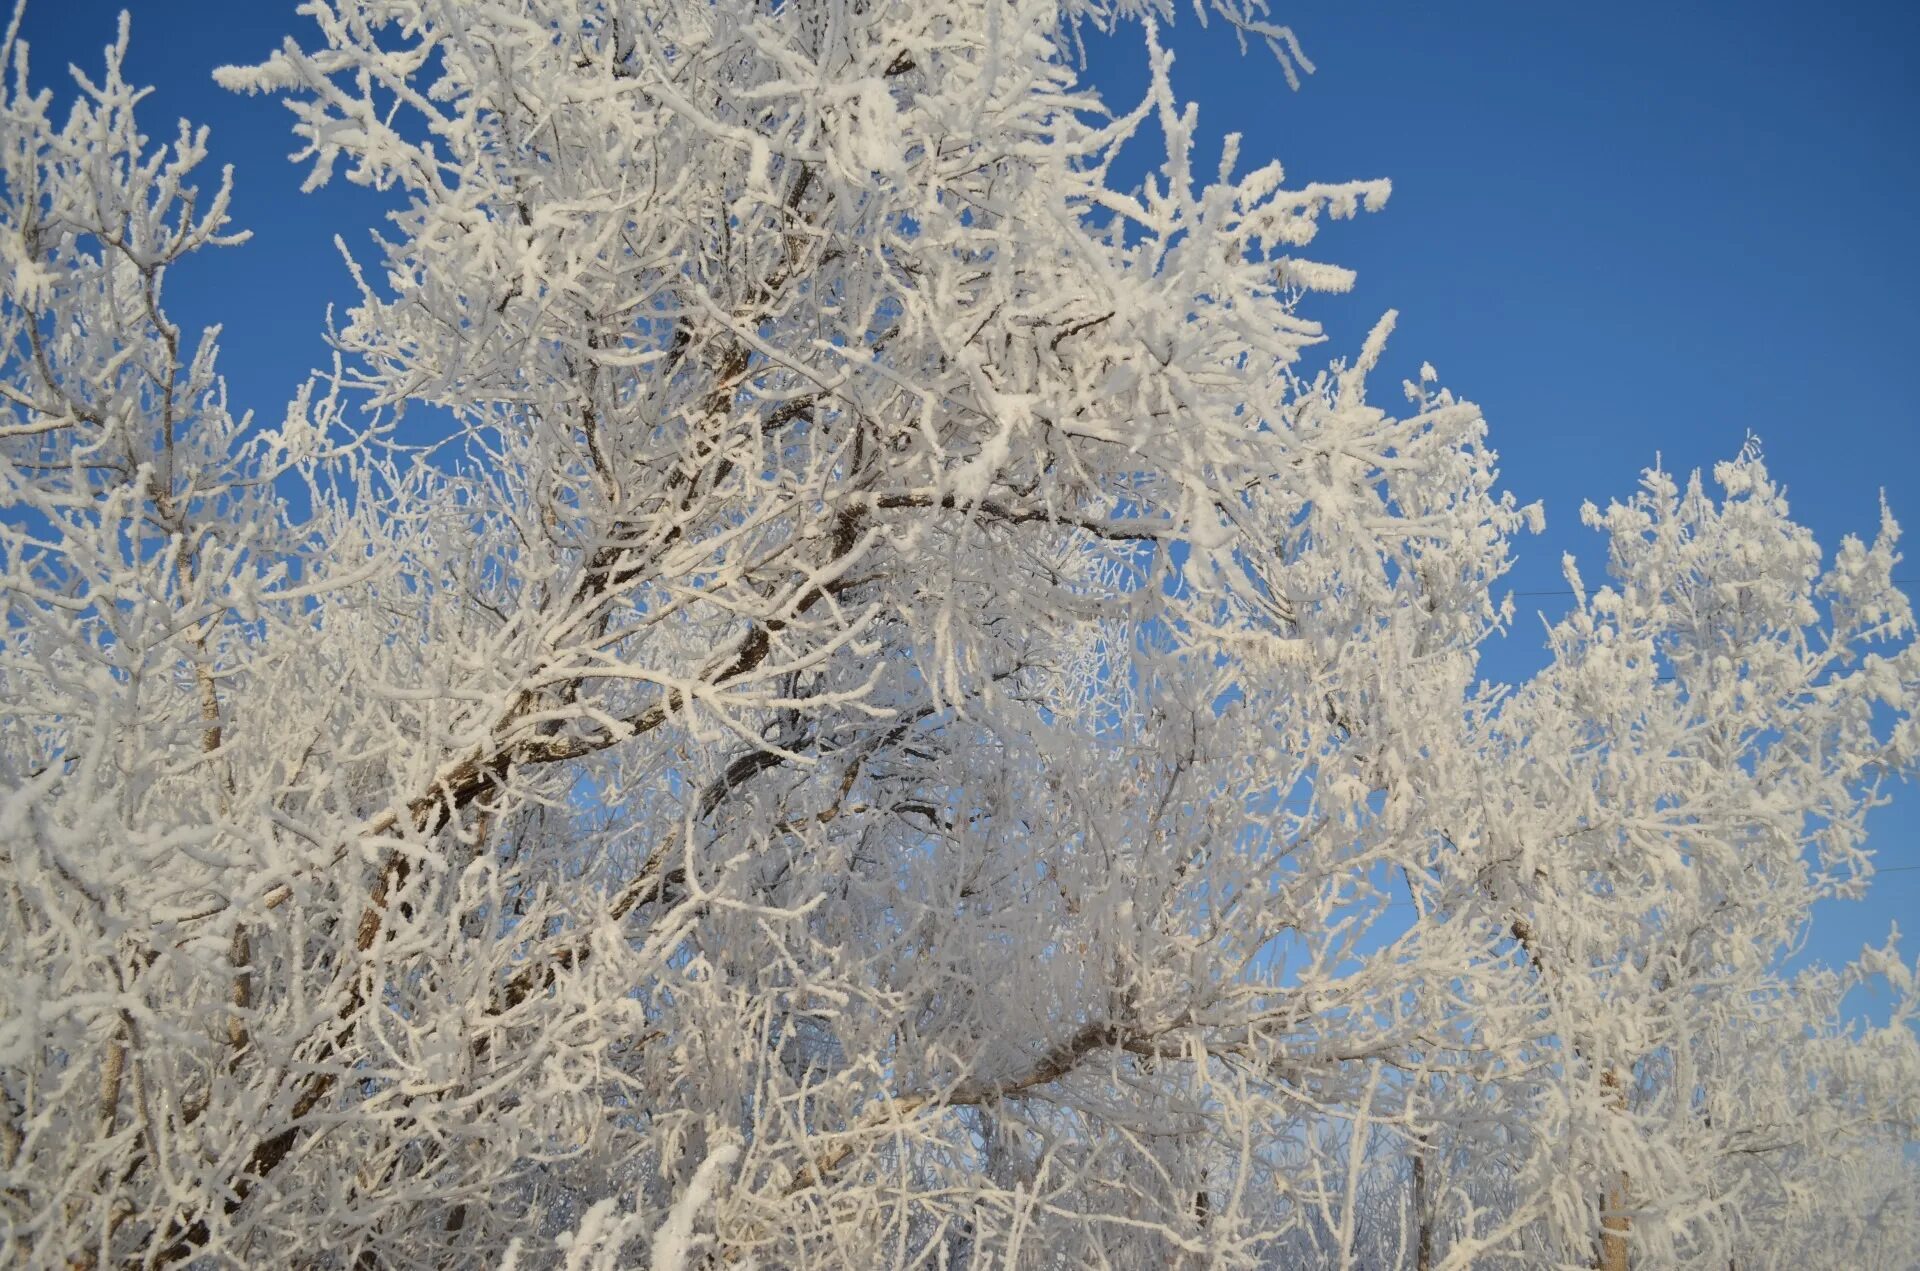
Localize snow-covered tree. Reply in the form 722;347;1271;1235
1;2;1915;1267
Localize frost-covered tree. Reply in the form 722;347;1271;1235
2;2;1916;1267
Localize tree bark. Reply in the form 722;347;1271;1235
1413;1134;1433;1271
1597;1069;1630;1271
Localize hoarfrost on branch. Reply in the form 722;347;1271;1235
1;2;1915;1266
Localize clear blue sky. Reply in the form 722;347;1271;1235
19;1;1918;998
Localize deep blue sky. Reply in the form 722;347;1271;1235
17;1;1917;995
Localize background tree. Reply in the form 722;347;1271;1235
2;1;1915;1267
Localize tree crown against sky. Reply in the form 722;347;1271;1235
1;1;1916;1267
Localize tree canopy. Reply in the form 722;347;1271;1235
2;2;1915;1266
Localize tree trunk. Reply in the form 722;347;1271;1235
1598;1171;1630;1271
1597;1069;1630;1271
1413;1134;1433;1271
